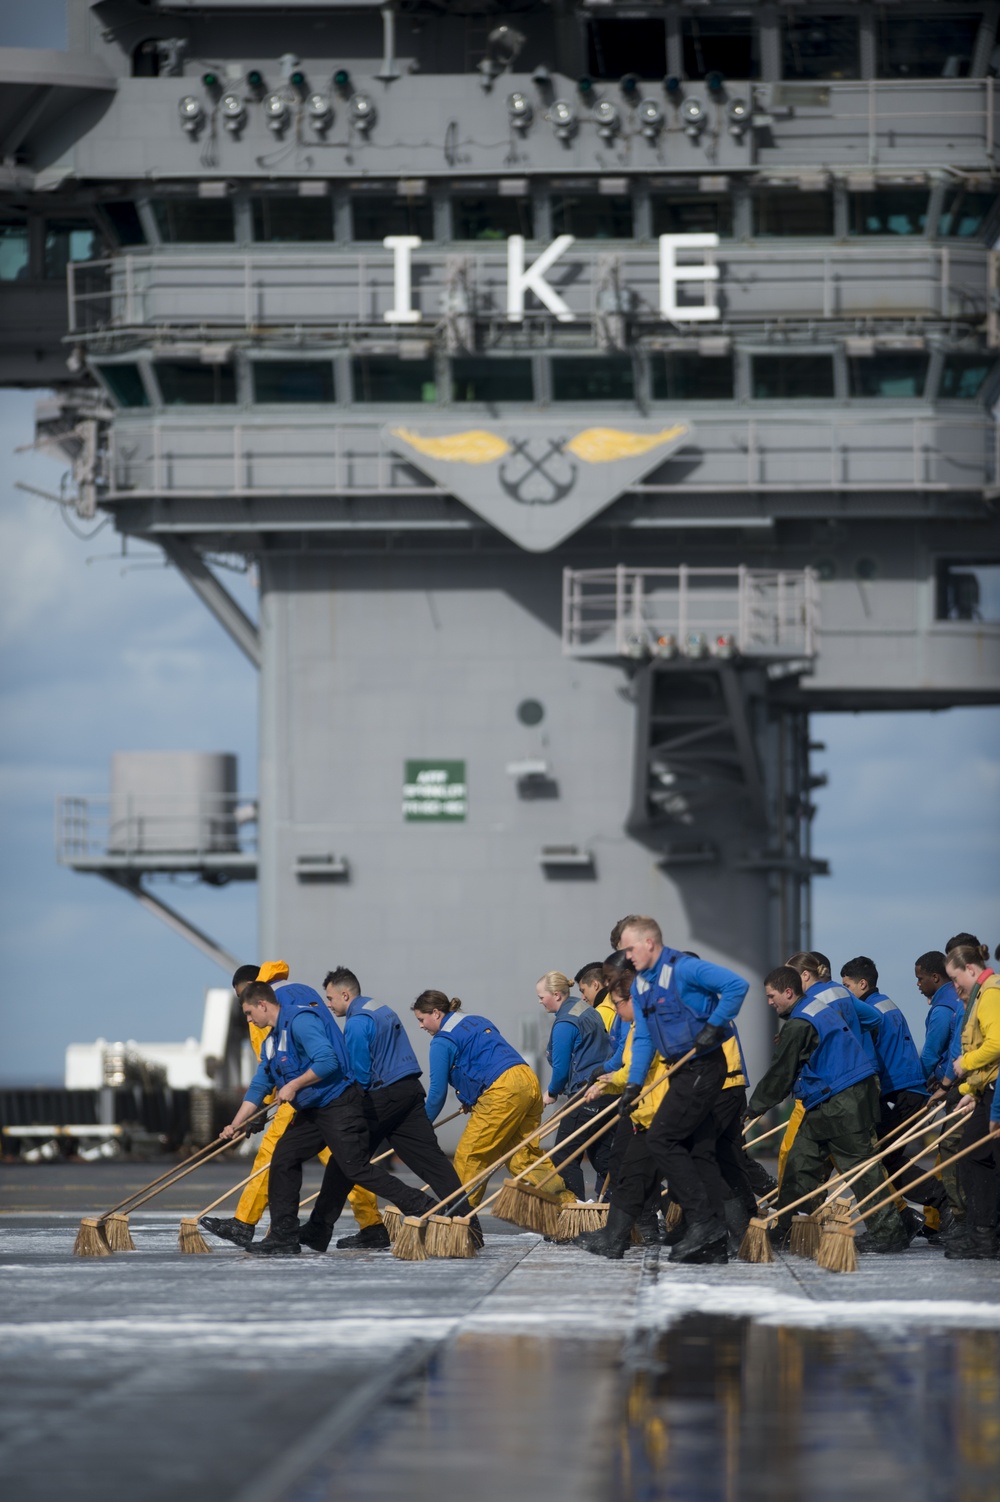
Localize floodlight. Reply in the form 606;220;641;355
220;92;247;132
594;99;620;139
263;93;290;132
306;93;332;130
727;97;750;136
178;95;204;134
507;91;533;130
681;97;705;135
637;98;663;138
551;98;578;140
349;92;376;130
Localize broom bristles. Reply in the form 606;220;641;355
73;1217;112;1257
737;1216;775;1264
103;1212;137;1252
788;1214;821;1260
178;1217;212;1254
815;1219;859;1273
491;1178;533;1227
424;1215;454;1257
553;1202;609;1240
391;1216;428;1262
663;1200;683;1232
519;1184;564;1238
382;1205;403;1243
443;1217;479;1258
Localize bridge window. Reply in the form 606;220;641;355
848;189;928;237
782;12;860;80
551;357;634;402
682;15;759;80
848;351;929;398
351;193;433;241
154;360;237;405
44;221;99;279
452;196;533;240
876;10;981;78
938;188;997;239
751;354;834;399
936;561;1000;621
97;363;149;408
752;190;833;237
586;17;667;79
102;201;146;247
939;353;993;400
251;196;334;242
651;193;733;238
652;353;734;401
0;222;29;280
151;198;235;243
551;192;632;239
252;361;335;403
452;357;534;403
352;355;437;403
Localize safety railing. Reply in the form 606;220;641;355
56;793;258;866
562;565;820;660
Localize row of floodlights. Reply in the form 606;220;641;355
179;69;374;137
624;632;739;661
509;72;748;141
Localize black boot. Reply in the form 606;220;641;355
722;1198;751;1258
686;1234;728;1265
574;1206;635;1260
299;1220;333;1252
246;1219;301;1257
199;1216;254;1249
334;1223;391;1250
945;1226;998;1261
637;1207;664;1245
667;1214;728;1264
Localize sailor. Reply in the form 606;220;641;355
220;981;435;1255
413;991;573;1209
323;967;473;1247
915;948;967;1233
575;960;618;1033
942;943;1000;1261
748;967;907;1252
538;970;612;1200
200;962;381;1250
615;917;749;1263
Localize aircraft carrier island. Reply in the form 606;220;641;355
1;0;999;1498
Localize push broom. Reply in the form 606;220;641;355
815;1117;993;1274
73;1103;273;1256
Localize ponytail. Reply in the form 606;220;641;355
412;989;462;1015
947;943;990;972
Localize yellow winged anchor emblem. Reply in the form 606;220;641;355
391;424;687;465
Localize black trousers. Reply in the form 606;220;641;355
878;1087;946;1210
610;1121;665;1221
361;1075;468;1218
634;1050;728;1223
958;1083;1000;1230
713;1085;756;1216
268;1084;435;1240
549;1099;616;1200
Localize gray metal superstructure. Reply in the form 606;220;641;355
4;1;1000;1081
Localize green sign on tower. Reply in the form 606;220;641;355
403;760;467;821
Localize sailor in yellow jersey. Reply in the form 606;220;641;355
575;960;618;1033
199;961;382;1250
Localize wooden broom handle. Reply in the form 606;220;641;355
101;1104;273;1218
813;1100;964;1206
104;1116;274;1219
849;1122;995;1227
743;1117;791;1149
875;1097;942;1150
849;1113;973;1217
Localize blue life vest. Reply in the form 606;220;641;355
262;985;352;1107
345;995;421;1089
791;991;876;1110
869;993;927;1096
545;996;610;1090
802;980;876;1062
435;1013;526;1108
632;947;721;1062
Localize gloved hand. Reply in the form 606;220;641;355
694;1022;727;1050
246;1113;267;1135
618;1082;642;1117
590;1066;609;1085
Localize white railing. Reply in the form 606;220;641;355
56;794;257;866
562;565;820;660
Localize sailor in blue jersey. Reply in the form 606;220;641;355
915;949;968;1231
537;970;612;1199
220;982;436;1255
748;967;907;1251
616;916;749;1264
323;967;472;1244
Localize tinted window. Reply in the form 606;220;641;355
0;223;29;280
587;17;667;78
938;189;997;239
154;361;237;404
753;191;833;237
151;199;235;243
782;12;859;80
651;195;733;238
252;361;334;403
251;196;334;242
352;356;437;402
551;358;634;401
652;353;734;401
352;195;433;241
452;357;534;402
44;221;99;279
848;190;928;237
99;364;149;407
102;201;145;246
940;354;993;400
752;355;834;399
936;560;1000;622
453;197;533;240
848;353;929;398
682;15;759;79
877;11;981;78
551;194;632;239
